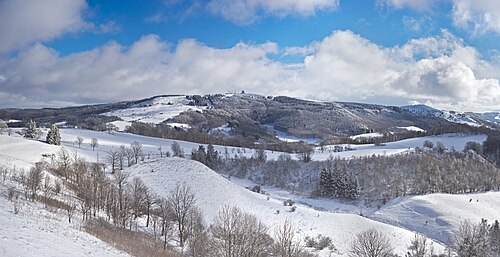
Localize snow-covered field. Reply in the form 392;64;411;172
371;192;500;244
102;95;205;126
0;129;495;256
127;158;446;256
0;193;131;257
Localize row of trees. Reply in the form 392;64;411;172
219;146;500;202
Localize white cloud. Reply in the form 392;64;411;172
452;0;500;35
0;31;499;112
377;0;439;11
0;35;286;107
0;0;90;53
98;21;121;34
207;0;339;25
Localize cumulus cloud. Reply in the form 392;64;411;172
207;0;339;25
0;30;499;112
452;0;500;35
0;35;287;107
0;0;90;53
294;30;500;111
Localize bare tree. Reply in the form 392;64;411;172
349;229;394;257
273;218;303;257
171;141;184;158
158;197;174;250
453;219;492;257
121;146;135;166
25;164;44;200
113;171;129;228
90;137;99;151
76;136;84;148
168;182;196;248
187;206;210;257
211;205;272;257
0;119;8;135
130;177;147;219
407;234;429;257
106;149;120;174
130;141;142;164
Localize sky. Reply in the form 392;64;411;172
1;0;500;112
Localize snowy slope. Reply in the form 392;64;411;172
1;129;486;172
0;134;61;169
401;104;482;127
102;95;205;125
127;158;446;256
315;133;487;160
371;192;500;244
0;192;131;257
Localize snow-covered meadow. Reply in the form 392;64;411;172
0;129;496;256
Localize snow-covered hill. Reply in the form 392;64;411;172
0;129;494;256
126;157;446;256
401;104;493;127
102;95;206;128
0;192;131;257
371;192;500;244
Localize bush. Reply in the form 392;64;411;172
305;234;336;251
283;199;295;206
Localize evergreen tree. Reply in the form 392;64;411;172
491;220;500;257
319;167;333;197
23;120;40;139
206;144;219;170
46;124;61;145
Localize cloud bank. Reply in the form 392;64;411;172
0;30;499;112
0;0;90;53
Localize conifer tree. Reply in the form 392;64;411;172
319;167;333;197
23;120;40;139
46;124;61;145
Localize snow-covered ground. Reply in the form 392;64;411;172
264;125;321;144
102;95;205;125
0;193;131;257
371;192;500;244
0;129;493;256
398;126;425;132
57;129;488;163
315;133;487;160
127;157;447;256
350;132;383;140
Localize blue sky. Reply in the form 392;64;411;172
1;0;500;111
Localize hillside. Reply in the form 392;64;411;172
0;124;497;256
2;93;498;146
126;157;446;256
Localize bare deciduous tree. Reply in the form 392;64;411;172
187;206;210;257
90;137;99;151
130;177;147;219
130;141;142;164
453;219;492;257
211;205;272;257
349;229;394;257
106;149;120;174
0;119;8;135
168;182;196;248
171;141;184;158
76;136;84;148
25;164;44;200
407;234;429;257
273;218;303;257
